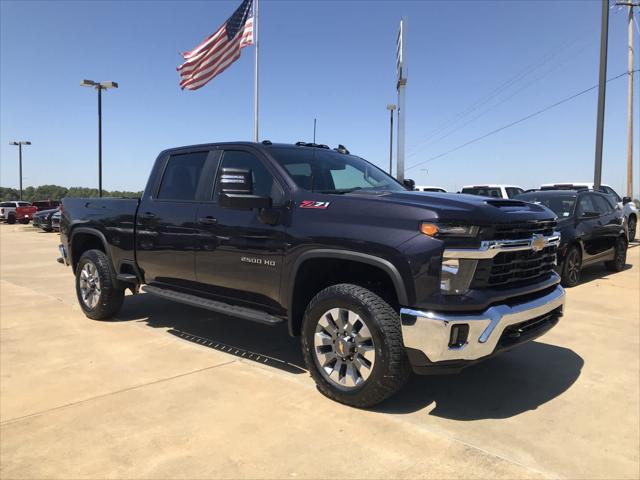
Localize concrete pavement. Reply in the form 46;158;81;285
1;225;638;479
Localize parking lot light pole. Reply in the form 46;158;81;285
80;80;118;197
9;141;31;201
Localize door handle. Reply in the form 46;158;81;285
198;216;217;225
141;212;156;219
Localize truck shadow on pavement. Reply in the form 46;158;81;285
116;294;584;419
115;294;307;375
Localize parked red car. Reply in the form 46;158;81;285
15;204;37;224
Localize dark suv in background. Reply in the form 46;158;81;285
515;189;627;287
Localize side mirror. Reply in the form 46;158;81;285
403;178;415;190
622;196;632;205
218;168;272;210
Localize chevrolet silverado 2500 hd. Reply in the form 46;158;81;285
59;141;565;407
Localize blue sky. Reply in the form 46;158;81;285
1;0;638;195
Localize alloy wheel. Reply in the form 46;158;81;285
313;308;376;389
567;250;581;285
78;261;101;309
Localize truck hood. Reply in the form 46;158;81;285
345;191;557;224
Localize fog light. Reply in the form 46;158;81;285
449;324;469;348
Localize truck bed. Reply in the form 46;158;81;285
60;197;140;273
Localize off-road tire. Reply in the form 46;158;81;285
7;215;16;225
561;245;582;288
19;218;29;224
605;236;627;272
301;283;411;408
75;249;125;320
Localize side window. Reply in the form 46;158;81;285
603;186;621;203
157;151;208;201
215;150;284;204
577;195;597;216
593;195;613;214
506;187;524;198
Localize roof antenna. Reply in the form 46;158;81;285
313;118;317;143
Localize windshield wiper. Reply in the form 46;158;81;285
316;187;363;194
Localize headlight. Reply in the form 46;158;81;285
420;223;479;237
440;257;477;295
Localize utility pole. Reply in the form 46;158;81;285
386;104;396;174
617;1;638;199
313;118;317;143
593;0;610;190
396;18;407;183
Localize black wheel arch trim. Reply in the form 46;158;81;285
286;249;409;336
69;227;114;271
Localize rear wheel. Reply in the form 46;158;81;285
561;246;582;288
627;215;636;242
7;215;15;225
19;218;29;224
301;284;411;408
605;237;627;272
75;249;125;320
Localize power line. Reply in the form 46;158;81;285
405;31;592;157
406;41;593;160
406;70;638;172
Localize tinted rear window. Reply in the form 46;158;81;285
157;152;208;201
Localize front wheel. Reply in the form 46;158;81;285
561;246;582;288
605;237;627;272
627;216;636;242
75;249;125;320
7;215;16;225
301;284;411;408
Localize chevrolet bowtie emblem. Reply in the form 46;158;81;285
531;234;546;252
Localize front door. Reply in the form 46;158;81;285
195;148;289;311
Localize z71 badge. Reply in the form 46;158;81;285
300;200;330;209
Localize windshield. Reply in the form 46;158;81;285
516;193;576;218
268;147;406;193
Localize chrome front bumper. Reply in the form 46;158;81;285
400;285;565;363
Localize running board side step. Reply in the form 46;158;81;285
141;285;284;325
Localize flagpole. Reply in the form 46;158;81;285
253;0;259;142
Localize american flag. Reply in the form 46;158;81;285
177;0;254;91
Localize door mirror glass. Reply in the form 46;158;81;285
218;168;253;195
217;167;272;210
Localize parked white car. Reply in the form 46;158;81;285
414;185;447;193
540;183;637;241
0;201;31;224
460;184;525;199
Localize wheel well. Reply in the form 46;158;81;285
71;232;105;271
289;258;400;336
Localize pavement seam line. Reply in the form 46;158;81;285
0;360;237;426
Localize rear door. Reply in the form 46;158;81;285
194;147;289;310
136;150;216;287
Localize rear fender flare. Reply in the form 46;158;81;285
69;227;114;272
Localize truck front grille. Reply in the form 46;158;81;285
471;245;557;289
489;220;556;240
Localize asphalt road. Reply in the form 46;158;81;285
1;225;638;479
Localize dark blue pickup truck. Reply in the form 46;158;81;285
59;141;565;407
